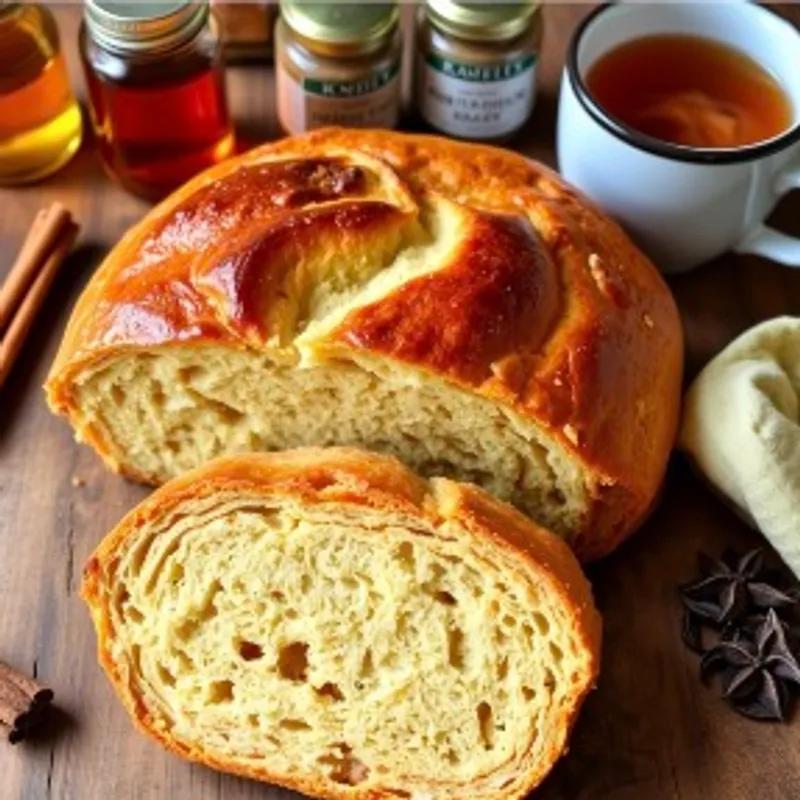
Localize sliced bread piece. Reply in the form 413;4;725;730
82;447;601;799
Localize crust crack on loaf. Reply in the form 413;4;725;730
46;128;683;560
81;448;602;800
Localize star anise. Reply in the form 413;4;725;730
700;610;800;721
680;549;796;627
681;609;705;654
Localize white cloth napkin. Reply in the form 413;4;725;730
680;316;800;578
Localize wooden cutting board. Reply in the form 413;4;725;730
1;5;799;799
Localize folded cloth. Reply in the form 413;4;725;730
680;317;800;578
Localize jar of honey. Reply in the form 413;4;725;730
275;1;402;134
415;0;543;141
80;0;235;200
0;3;82;185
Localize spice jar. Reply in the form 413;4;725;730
275;1;402;134
80;0;234;200
415;0;543;141
0;3;82;185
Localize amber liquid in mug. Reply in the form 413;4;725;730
586;35;793;149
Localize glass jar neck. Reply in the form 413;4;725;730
287;26;394;59
424;0;536;43
279;19;399;79
81;19;217;68
0;3;25;31
424;7;538;47
0;2;22;17
0;4;58;77
84;3;208;58
422;10;537;59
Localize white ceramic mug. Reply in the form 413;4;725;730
557;2;800;274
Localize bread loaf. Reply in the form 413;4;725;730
47;128;683;560
82;447;601;800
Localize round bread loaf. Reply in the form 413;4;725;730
82;447;601;800
46;128;682;560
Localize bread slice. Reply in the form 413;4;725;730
82;447;601;799
47;128;684;561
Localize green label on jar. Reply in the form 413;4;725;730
425;53;536;82
417;48;539;138
302;62;400;97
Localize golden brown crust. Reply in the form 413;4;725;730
336;208;560;384
82;447;601;800
48;128;683;560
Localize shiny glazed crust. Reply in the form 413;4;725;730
47;128;683;560
82;447;602;799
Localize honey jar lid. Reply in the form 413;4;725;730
425;0;538;41
85;0;208;54
280;1;398;55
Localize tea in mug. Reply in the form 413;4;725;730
585;34;793;149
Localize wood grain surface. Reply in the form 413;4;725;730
1;4;799;799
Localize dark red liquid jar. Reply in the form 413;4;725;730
80;0;234;200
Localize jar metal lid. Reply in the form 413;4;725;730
425;0;537;42
280;1;398;55
84;0;208;54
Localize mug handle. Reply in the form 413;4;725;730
734;164;800;266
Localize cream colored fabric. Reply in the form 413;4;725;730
680;317;800;577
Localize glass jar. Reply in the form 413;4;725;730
275;1;402;134
415;0;543;141
0;3;82;185
80;0;235;200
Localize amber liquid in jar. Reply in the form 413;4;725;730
0;4;82;184
80;21;234;200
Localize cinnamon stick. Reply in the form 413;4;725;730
0;202;72;334
0;661;53;744
0;219;78;389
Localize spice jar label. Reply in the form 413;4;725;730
277;62;401;134
417;52;537;139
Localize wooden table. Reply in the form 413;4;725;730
2;5;799;799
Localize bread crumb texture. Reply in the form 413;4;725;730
77;349;586;542
83;448;601;800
